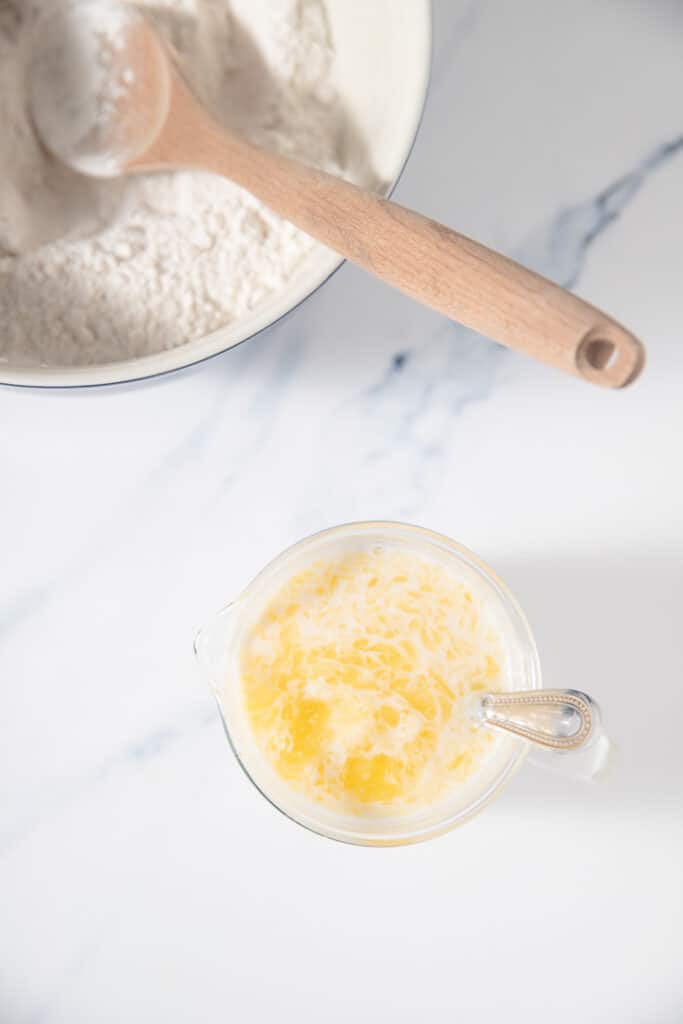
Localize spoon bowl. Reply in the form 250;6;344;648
30;0;170;177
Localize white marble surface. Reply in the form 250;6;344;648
2;1;683;1020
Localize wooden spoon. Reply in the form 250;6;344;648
31;1;644;388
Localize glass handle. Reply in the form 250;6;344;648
479;688;611;780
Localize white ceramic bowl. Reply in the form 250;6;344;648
3;1;431;388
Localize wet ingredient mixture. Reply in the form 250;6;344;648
240;546;506;814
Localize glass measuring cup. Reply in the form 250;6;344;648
195;522;609;845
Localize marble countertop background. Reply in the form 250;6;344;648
2;1;682;1020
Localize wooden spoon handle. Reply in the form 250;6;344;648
141;75;644;388
235;148;644;387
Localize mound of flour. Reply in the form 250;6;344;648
0;0;368;367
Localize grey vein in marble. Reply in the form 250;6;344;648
213;330;305;494
0;390;224;644
0;707;216;859
318;133;683;517
0;331;300;644
522;133;683;286
430;0;483;91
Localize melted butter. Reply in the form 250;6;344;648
240;547;504;813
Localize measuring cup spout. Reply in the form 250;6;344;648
194;601;238;696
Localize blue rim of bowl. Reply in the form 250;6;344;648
2;4;433;391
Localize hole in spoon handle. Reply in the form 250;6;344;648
575;323;645;389
481;689;597;751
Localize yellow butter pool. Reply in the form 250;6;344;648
240;545;505;814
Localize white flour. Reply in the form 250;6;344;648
0;0;368;367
